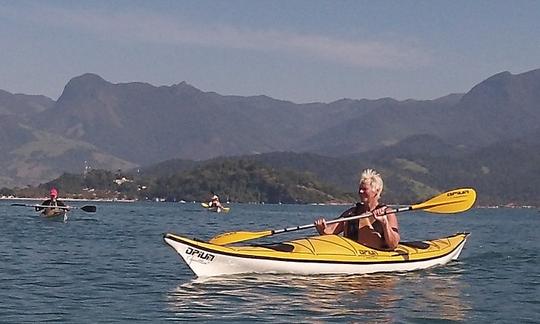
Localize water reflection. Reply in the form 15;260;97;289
399;267;470;322
166;269;470;322
301;274;400;323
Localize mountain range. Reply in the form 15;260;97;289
1;68;539;200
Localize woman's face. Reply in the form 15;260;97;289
358;181;378;203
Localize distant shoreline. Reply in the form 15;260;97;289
2;197;536;208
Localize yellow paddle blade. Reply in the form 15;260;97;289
209;230;273;245
412;188;476;214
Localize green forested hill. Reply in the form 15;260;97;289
6;131;540;206
128;133;540;206
145;159;352;203
8;160;353;204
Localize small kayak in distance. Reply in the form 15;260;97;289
201;203;230;213
163;232;469;277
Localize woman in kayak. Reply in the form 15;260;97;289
35;188;68;217
208;195;224;210
314;169;400;250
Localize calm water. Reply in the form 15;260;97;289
1;200;538;323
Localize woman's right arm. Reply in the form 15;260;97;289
314;207;354;235
314;218;343;235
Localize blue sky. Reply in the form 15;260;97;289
1;0;539;103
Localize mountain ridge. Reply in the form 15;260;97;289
1;68;539;190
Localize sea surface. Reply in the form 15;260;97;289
1;200;538;323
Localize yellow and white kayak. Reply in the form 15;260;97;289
163;232;469;277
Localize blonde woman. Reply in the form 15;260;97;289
314;169;400;250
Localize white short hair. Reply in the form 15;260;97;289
359;168;384;198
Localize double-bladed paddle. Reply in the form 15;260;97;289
209;188;476;245
11;203;97;213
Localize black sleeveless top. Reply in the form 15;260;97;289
341;202;387;242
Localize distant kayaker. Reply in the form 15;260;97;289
208;194;224;210
314;169;400;250
35;188;68;217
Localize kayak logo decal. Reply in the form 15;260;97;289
447;189;469;197
357;250;378;256
185;247;215;263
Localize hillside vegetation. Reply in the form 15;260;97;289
6;160;353;204
5;132;540;206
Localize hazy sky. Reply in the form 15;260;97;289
1;0;539;103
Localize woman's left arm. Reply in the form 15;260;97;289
382;212;400;249
373;208;400;250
